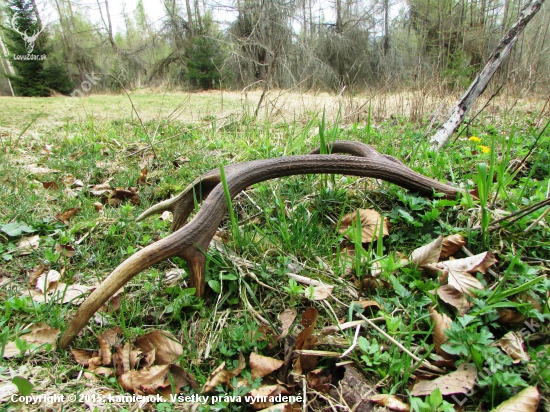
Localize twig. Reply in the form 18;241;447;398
325;293;444;373
340;325;361;358
524;207;550;232
471;197;550;231
356;312;445;373
111;75;159;162
524;180;550;233
512;119;550;174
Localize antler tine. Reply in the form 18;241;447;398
138;141;402;230
11;13;25;37
60;142;461;348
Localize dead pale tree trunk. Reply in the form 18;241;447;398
0;32;15;96
429;0;545;150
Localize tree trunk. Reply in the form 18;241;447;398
185;0;194;37
0;31;15;96
336;0;343;33
31;0;42;29
429;0;545;150
383;0;390;54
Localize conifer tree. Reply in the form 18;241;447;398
2;0;73;96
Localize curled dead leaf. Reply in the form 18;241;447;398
201;362;232;393
370;394;410;412
437;284;471;315
497;309;526;325
42;181;59;191
498;332;530;364
70;349;94;366
137;168;148;185
440;234;466;259
278;308;297;339
410;236;443;266
135;330;183;365
36;269;61;294
118;364;188;395
411;363;477;396
2;323;60;358
492;386;539;412
339;209;389;243
250;353;284;380
429;307;455;360
55;207;80;224
16;235;39;255
55;244;76;257
438;254;494;297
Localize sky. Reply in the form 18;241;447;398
31;0;401;36
35;0;238;33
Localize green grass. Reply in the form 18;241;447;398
0;93;549;411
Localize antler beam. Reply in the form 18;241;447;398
60;141;460;348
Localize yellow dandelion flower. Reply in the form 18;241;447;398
469;136;482;142
478;145;491;154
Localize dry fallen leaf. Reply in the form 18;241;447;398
16;235;40;255
55;208;80;224
370;394;410;412
42;181;59;191
2;323;60;358
55;244;76;257
137;168;148;185
113;342;132;376
278;308;297;339
437;284;471;315
160;210;172;221
118;364;187;395
440;234;466;259
28;283;94;305
310;285;333;300
250;353;284;380
135;330;183;365
438;254;495;297
26;264;47;288
0;383;19;402
353;300;381;310
429;307;455;360
492;386;539;412
25;164;60;174
498;332;530;364
411;363;477;396
35;269;61;294
306;368;332;393
339;209;389;243
295;308;319;374
70;349;94;366
201;362;232;393
97;333;112;366
94;202;104;212
440;252;497;275
248;384;282;410
410;236;443;266
497;309;526;325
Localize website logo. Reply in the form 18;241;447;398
11;12;44;54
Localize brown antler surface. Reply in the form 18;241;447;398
60;141;460;348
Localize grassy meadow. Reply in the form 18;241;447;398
0;90;549;411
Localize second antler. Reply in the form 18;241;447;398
60;141;460;348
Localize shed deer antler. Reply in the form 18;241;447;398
60;141;460;348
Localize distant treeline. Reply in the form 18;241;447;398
1;0;549;96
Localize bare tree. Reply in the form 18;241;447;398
430;0;546;150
